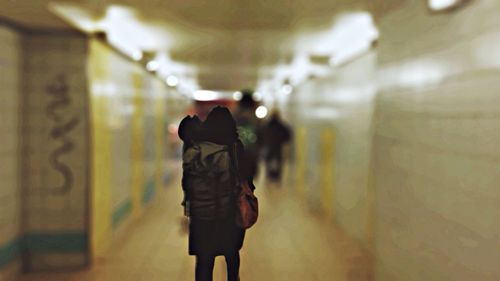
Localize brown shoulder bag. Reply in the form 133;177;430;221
232;144;258;229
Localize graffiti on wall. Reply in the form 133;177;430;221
45;74;80;195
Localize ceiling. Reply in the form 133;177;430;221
0;0;406;92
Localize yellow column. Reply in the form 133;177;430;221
130;72;145;218
154;84;166;192
366;150;376;246
295;126;306;197
88;39;112;260
320;128;336;220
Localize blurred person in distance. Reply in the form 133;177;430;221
261;110;292;182
233;89;263;182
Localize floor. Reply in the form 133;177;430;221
19;168;372;281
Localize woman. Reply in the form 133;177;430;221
178;115;202;216
179;106;247;281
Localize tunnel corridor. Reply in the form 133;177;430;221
18;165;371;281
1;0;500;281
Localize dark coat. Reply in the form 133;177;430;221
262;117;291;159
233;108;262;180
179;107;249;256
182;141;245;256
183;142;237;220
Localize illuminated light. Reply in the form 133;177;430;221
166;75;179;87
132;50;143;61
146;60;159;72
253;91;263;101
255;106;268;119
428;0;460;11
193;90;219;101
281;84;293;95
289;53;311;85
233;91;243;100
303;12;378;67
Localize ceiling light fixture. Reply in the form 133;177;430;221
281;84;293;95
166;75;179;87
233;91;243;100
193;90;219;101
146;60;159;72
255;106;268;119
132;50;143;61
428;0;463;11
304;12;379;68
253;91;263;101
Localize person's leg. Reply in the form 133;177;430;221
225;251;240;281
267;155;281;182
196;254;215;281
276;154;283;182
265;157;273;179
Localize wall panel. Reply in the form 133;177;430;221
374;1;500;280
0;24;22;281
21;32;90;270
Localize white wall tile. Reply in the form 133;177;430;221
289;52;377;243
0;24;21;281
374;1;500;280
21;34;90;239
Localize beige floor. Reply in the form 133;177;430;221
19;171;372;281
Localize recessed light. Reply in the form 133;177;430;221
428;0;462;11
146;60;159;72
132;50;143;61
194;90;219;101
233;91;243;100
281;84;293;95
255;106;268;119
166;75;178;87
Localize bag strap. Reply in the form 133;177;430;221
231;143;241;185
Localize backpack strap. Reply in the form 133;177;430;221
229;143;243;199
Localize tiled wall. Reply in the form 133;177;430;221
0;25;22;281
287;52;377;244
21;33;90;271
286;2;500;279
88;39;168;259
373;1;500;280
0;25;180;277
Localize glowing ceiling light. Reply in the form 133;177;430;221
255;106;268;119
428;0;461;11
253;91;263;101
166;75;179;87
193;90;219;101
289;53;311;85
132;50;143;61
281;84;293;95
302;12;378;68
146;60;159;72
233;91;243;100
